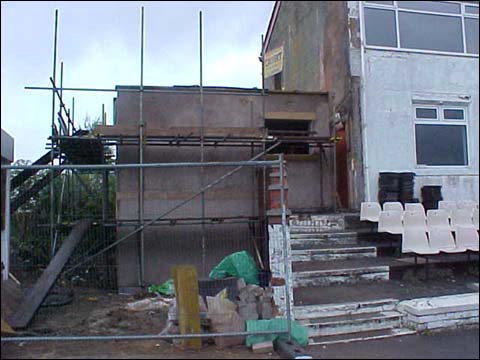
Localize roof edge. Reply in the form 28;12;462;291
263;1;281;54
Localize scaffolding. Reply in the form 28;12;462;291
9;6;335;288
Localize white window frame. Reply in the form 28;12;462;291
413;104;470;168
362;1;479;57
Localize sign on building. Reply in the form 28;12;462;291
264;46;283;78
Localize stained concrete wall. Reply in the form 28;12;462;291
265;1;365;210
114;87;330;289
347;1;480;203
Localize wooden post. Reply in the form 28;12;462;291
171;265;202;349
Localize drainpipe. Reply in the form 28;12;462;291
358;1;371;201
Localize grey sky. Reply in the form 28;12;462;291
1;1;274;161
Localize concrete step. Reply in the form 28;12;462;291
294;298;398;320
290;214;345;233
291;231;359;248
291;231;358;239
293;266;389;287
309;327;416;346
300;311;404;337
291;246;377;262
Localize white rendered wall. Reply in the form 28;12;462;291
348;1;479;203
362;50;479;202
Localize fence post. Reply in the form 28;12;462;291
171;265;202;349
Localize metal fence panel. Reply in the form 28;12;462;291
1;159;291;342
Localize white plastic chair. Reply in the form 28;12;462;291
404;210;427;233
451;209;475;231
402;228;438;255
438;201;457;218
455;226;479;252
457;200;478;212
383;202;404;213
428;228;463;253
360;202;382;222
378;210;403;234
473;208;479;230
426;209;452;231
404;203;426;218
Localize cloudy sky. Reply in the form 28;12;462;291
1;1;274;161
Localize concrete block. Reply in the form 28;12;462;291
237;278;247;291
259;301;274;320
238;284;264;303
239;303;259;320
252;341;274;354
210;311;245;348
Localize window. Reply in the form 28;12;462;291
465;18;479;54
363;1;479;55
364;8;397;47
399;12;463;53
414;105;468;166
274;72;282;90
265;119;311;154
466;5;479;15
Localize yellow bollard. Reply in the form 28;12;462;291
171;265;202;349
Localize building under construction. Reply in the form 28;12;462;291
2;8;336;294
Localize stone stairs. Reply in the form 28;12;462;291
289;213;414;345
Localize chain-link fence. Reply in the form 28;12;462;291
1;158;292;343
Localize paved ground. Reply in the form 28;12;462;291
307;327;479;359
2;327;478;359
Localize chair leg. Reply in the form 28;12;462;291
425;257;429;281
414;255;418;276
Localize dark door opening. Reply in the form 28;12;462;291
335;126;349;209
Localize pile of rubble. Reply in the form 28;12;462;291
160;278;277;351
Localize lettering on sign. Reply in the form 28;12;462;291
264;46;283;78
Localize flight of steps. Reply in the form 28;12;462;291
289;213;415;345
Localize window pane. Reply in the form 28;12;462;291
466;18;479;55
365;1;393;5
416;125;468;166
416;108;437;119
364;8;397;47
398;1;461;14
465;6;479;15
399;12;463;52
444;109;464;120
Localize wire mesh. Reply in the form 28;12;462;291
2;159;291;342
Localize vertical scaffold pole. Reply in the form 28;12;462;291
261;34;268;268
50;9;59;259
138;6;146;286
199;11;207;277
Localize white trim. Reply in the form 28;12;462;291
359;1;371;201
364;45;479;58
